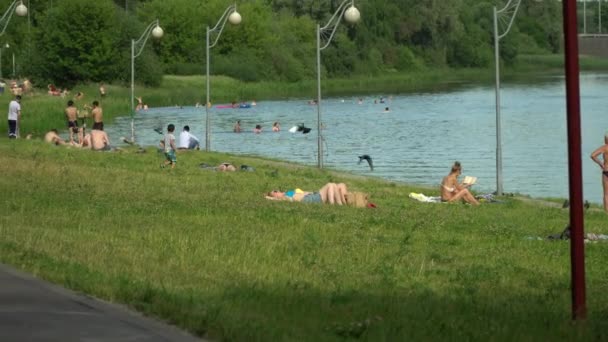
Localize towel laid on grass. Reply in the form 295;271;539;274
409;192;442;203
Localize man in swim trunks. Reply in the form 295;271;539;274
591;133;608;212
65;100;79;144
91;101;103;130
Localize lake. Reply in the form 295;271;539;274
106;73;608;203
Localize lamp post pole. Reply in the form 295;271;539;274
130;19;164;143
0;1;27;38
0;44;7;80
316;0;360;168
583;0;587;34
205;4;241;152
599;0;602;34
493;0;521;196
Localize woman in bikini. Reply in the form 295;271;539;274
440;161;480;205
266;183;348;205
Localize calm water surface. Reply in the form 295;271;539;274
106;73;608;203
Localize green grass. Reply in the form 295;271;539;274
1;140;607;341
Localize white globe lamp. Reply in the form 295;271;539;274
228;11;242;25
15;3;27;17
152;25;164;39
344;6;360;24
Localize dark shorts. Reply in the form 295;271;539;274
165;150;177;163
302;192;322;203
8;120;16;138
92;122;104;131
68;121;79;133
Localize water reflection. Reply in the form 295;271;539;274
106;74;608;203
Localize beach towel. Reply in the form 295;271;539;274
408;192;442;203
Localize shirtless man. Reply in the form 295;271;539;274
90;129;111;151
65;100;79;143
91;101;103;130
44;129;66;145
591;133;608;212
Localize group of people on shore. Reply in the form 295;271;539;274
41;99;113;151
233;120;281;133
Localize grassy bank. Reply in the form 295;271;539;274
3;53;608;137
1;140;607;341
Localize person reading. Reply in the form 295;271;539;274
440;161;480;205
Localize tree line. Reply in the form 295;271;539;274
0;0;585;87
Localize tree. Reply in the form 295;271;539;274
27;0;162;87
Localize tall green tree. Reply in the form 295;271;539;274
26;0;161;87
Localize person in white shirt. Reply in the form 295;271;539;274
178;125;200;150
7;95;21;138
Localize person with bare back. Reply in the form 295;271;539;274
65;100;79;144
91;101;103;131
591;132;608;212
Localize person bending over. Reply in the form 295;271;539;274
440;161;480;205
178;125;200;150
266;182;348;205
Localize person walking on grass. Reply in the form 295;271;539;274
7;95;21;139
591;132;608;212
161;124;177;169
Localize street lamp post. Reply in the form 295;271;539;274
205;4;241;152
130;19;164;143
493;0;521;196
0;0;27;37
0;43;8;79
316;0;360;168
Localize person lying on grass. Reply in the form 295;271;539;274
440;161;480;206
266;182;348;205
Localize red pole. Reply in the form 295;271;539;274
562;0;586;320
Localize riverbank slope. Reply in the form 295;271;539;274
1;140;607;341
3;53;608;136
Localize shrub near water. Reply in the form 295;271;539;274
1;140;607;341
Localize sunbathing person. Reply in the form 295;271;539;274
266;182;348;205
217;162;237;172
44;129;66;145
440;161;480;205
90;129;116;151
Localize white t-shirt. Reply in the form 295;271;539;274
179;131;199;148
8;100;20;120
